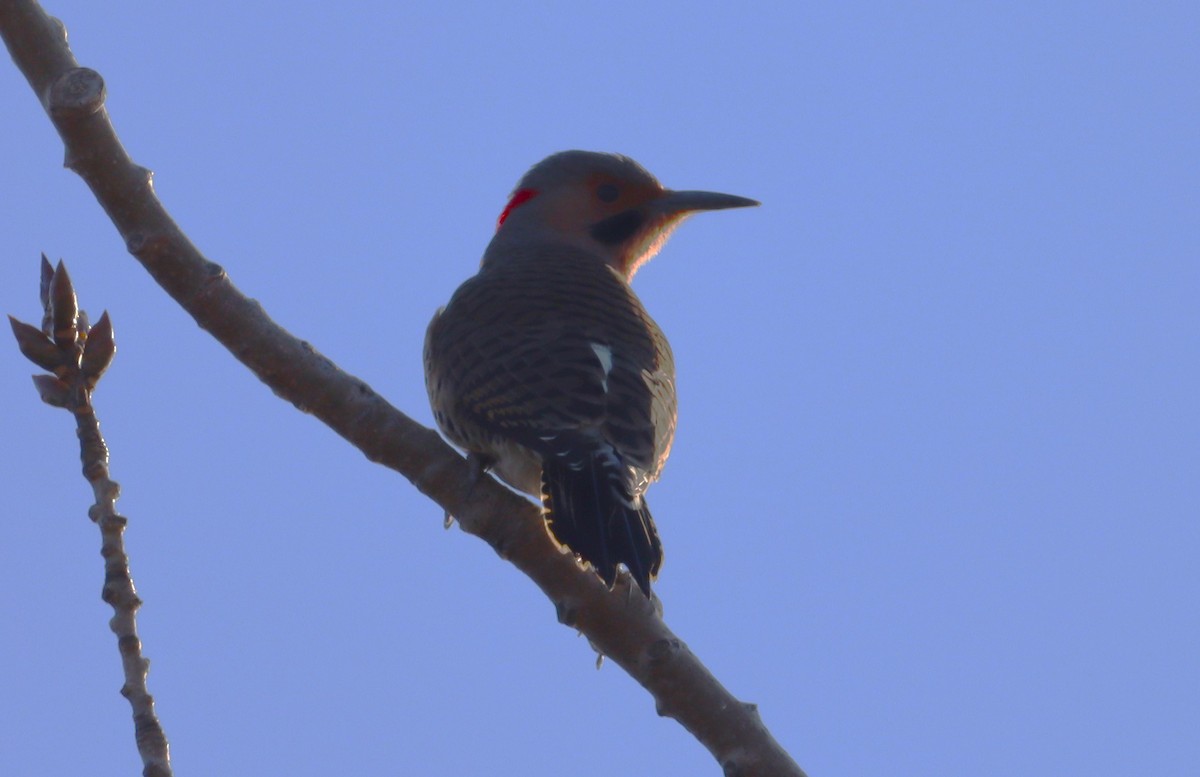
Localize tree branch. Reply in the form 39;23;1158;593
10;258;173;777
1;3;804;774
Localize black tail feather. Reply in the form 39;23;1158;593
541;452;662;597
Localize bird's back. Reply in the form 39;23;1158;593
425;246;676;486
424;246;676;592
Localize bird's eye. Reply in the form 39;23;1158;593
596;183;620;203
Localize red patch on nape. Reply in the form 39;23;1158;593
496;188;538;231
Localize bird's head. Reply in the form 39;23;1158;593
488;150;758;279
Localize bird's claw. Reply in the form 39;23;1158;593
444;452;495;528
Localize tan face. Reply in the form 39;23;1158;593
494;150;758;279
498;171;675;278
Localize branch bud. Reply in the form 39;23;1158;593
9;315;67;373
81;311;116;388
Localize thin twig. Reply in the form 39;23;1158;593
10;257;173;777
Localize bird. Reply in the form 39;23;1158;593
424;150;757;597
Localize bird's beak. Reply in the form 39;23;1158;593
616;188;759;278
653;189;760;217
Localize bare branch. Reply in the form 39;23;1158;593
10;261;173;777
0;3;803;774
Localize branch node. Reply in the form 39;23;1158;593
125;231;149;255
49;67;105;119
100;582;121;605
646;636;684;667
118;633;142;655
99;511;128;531
183;260;230;308
48;15;68;45
125;230;171;261
97;480;122;504
555;597;581;627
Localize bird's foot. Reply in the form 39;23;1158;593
444;452;495;528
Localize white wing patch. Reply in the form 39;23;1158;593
589;342;614;393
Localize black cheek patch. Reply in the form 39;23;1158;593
590;209;645;246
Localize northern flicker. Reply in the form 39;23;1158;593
424;150;757;597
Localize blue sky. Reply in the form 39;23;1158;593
2;2;1196;775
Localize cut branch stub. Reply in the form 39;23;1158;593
48;66;105;119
